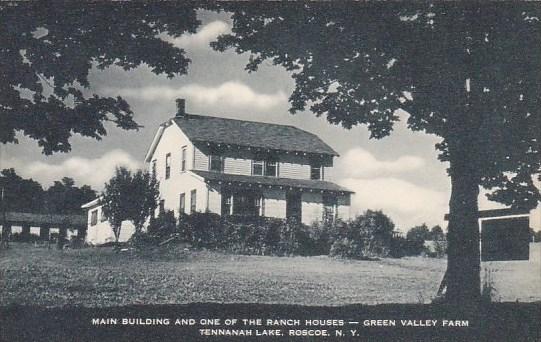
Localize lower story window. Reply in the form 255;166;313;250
222;189;263;217
90;210;98;226
179;193;186;214
322;194;337;222
190;190;197;213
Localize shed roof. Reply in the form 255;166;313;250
4;212;87;226
191;170;353;194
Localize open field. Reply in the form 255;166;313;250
1;243;540;307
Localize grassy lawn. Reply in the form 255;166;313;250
1;242;539;307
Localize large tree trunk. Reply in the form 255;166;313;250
445;149;481;305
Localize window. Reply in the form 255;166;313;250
209;155;224;172
159;200;165;214
232;191;262;217
265;160;277;177
322;194;337;222
252;159;278;177
252;160;264;176
221;191;232;216
254;195;264;216
165;153;171;179
151;160;157;179
181;146;187;172
190;190;197;213
310;163;322;180
179;193;186;214
90;210;98;226
222;190;263;217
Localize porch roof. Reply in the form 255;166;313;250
191;170;354;194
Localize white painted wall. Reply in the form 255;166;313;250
85;205;135;245
148;123;208;216
263;189;287;219
302;192;323;224
337;195;351;221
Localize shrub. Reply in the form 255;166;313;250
327;211;395;259
178;212;225;248
432;238;447;258
147;210;177;239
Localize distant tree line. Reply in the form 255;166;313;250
0;168;96;215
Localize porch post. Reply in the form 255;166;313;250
1;223;12;246
57;225;68;249
40;225;50;241
21;224;31;240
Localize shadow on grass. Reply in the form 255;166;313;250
1;302;539;341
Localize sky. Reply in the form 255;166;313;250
3;10;536;232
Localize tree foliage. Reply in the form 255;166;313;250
1;2;200;154
406;224;431;243
330;210;395;258
0;168;95;214
0;168;44;212
212;2;541;303
44;177;96;214
102;167;159;242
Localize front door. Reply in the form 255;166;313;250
286;191;302;222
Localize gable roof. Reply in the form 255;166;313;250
173;114;339;156
191;170;353;194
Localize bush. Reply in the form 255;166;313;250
132;210;402;259
326;211;394;259
432;239;447;258
176;214;309;256
147;210;177;239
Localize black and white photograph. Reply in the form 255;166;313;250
1;2;540;341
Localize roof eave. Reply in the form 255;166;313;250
192;139;338;157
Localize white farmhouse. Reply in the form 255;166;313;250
146;100;353;223
82;100;353;244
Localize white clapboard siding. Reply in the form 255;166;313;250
301;192;324;224
193;145;209;171
207;185;222;213
337;195;351;221
224;157;252;175
263;189;287;219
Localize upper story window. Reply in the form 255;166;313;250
265;160;277;177
181;146;187;172
209;155;224;172
90;210;98;226
252;160;264;176
151;160;157;179
252;159;278;177
165;153;171;179
310;163;322;180
159;199;165;213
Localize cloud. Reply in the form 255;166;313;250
4;149;141;190
340;177;448;231
108;81;287;110
169;20;231;48
336;147;425;178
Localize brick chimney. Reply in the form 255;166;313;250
176;98;186;117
